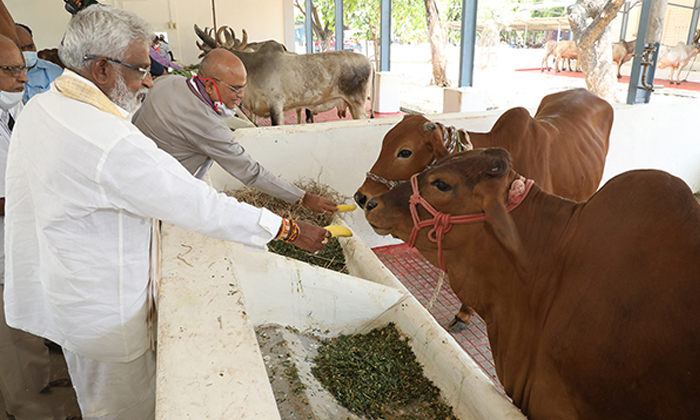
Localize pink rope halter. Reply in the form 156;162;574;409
406;173;534;273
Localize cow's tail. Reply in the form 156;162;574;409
369;63;376;119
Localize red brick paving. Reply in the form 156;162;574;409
517;67;700;92
372;243;504;392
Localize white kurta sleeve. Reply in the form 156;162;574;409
98;131;281;250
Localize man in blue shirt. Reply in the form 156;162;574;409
15;23;63;103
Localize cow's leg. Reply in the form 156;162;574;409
269;104;285;126
305;109;314;123
447;305;475;333
296;108;303;124
617;61;622;78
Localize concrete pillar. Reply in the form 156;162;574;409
443;87;487;113
374;71;400;113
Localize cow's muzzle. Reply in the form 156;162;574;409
354;191;368;209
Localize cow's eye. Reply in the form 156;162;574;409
431;179;452;192
397;149;412;158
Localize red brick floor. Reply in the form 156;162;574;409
372;243;504;392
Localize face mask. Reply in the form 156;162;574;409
214;102;237;119
0;90;24;110
22;51;37;68
196;77;237;119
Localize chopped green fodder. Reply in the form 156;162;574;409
170;63;198;79
312;323;458;420
227;180;350;273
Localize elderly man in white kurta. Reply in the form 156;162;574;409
3;5;329;420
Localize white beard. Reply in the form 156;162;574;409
109;73;148;113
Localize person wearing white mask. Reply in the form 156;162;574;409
132;48;339;215
15;23;63;103
0;34;70;420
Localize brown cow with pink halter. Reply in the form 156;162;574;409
355;88;613;333
363;147;700;420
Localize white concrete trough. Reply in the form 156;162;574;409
156;95;700;419
155;222;524;419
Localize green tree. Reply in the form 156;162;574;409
295;0;335;51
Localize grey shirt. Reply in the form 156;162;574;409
133;75;303;203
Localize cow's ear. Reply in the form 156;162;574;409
483;148;511;177
425;122;451;160
483;197;530;275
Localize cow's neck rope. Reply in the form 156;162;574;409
407;173;534;273
366;122;473;190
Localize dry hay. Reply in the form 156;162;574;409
227;180;351;273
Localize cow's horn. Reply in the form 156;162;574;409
422;121;437;132
222;27;236;49
194;24;217;49
239;29;248;50
217;26;234;48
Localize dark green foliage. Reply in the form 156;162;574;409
312;323;458;420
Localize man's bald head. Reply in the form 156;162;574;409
198;48;246;81
197;48;247;111
0;34;18;54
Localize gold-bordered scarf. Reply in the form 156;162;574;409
52;69;127;120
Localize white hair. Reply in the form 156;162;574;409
59;4;153;73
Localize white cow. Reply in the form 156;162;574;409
657;30;700;84
612;39;635;78
540;40;557;71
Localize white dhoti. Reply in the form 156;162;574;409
63;348;155;420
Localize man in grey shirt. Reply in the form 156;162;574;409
133;48;337;214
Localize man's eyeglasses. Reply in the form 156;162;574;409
0;65;28;78
83;55;151;80
213;78;246;93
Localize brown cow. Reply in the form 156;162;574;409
355;88;612;332
364;147;700;420
612;38;635;78
355;89;612;206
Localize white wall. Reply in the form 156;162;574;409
4;0;292;65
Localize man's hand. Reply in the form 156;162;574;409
291;221;331;253
301;193;338;215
